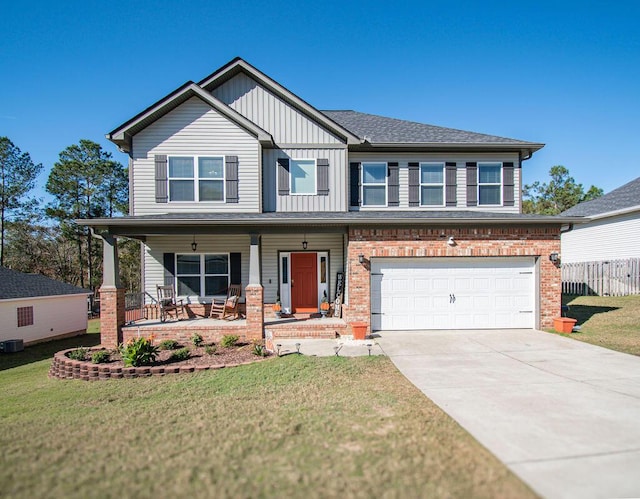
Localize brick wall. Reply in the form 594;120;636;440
346;225;562;331
100;287;125;348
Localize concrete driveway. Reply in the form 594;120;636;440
376;329;640;499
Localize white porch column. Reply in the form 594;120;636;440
249;234;261;284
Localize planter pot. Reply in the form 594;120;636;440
553;317;577;334
351;322;368;340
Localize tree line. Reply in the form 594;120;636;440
1;135;603;292
0;137;139;292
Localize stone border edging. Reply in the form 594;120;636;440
48;348;261;381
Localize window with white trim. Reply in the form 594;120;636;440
290;159;316;195
175;254;229;296
478;162;502;205
362;162;387;206
168;156;224;202
420;163;445;206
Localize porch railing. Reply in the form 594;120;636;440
125;292;157;324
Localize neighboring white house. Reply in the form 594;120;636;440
561;177;640;295
0;267;90;345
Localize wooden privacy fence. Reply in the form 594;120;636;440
562;258;640;296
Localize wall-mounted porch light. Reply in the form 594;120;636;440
191;235;198;252
358;254;365;265
549;252;560;264
302;232;308;250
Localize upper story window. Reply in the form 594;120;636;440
169;156;224;202
362;162;387;206
290;159;316;195
478;162;502;205
175;253;229;297
420;163;445;206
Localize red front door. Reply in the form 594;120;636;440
291;252;317;313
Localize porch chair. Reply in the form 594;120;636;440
156;284;185;322
209;284;242;320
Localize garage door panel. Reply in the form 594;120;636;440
371;257;535;331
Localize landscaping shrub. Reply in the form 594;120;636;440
191;333;204;347
205;344;217;355
169;347;191;362
91;350;110;364
252;343;267;357
67;347;89;361
158;339;179;350
119;337;159;367
221;335;239;348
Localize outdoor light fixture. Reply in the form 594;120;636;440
295;343;301;354
276;343;282;357
358;254;365;265
549;253;560;264
191;235;198;252
302;233;308;250
447;236;456;246
366;343;372;356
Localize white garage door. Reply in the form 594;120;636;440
371;257;536;331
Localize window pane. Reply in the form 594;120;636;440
363;163;386;183
176;254;200;274
479;185;501;205
363;185;386;206
205;276;228;296
177;276;200;296
169;157;194;178
421;165;443;183
205;254;228;275
198;157;224;179
282;256;288;284
320;256;326;284
169;180;194;201
199;180;224;201
421;186;443;205
290;159;316;194
479;164;501;183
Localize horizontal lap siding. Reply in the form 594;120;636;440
561;212;640;263
212;73;342;145
132;97;260;215
144;235;251;302
349;152;521;213
261;233;345;303
263;148;347;212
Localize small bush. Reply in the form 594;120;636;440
119;337;159;367
221;334;239;348
191;333;204;347
205;344;217;355
169;347;191;362
67;347;89;361
252;343;267;357
158;339;179;350
91;350;110;364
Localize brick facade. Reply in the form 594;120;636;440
100;287;125;348
245;285;264;341
345;225;562;332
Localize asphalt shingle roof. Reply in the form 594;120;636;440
321;110;538;145
0;267;90;300
561;177;640;217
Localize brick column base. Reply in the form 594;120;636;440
100;286;125;348
245;285;264;342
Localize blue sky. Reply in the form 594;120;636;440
2;0;638;201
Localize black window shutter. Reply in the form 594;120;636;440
349;162;361;207
317;158;329;196
445;162;457;206
466;162;477;207
503;162;515;206
155;155;168;203
408;162;419;207
388;162;399;206
163;253;175;286
277;158;290;196
230;252;241;285
225;156;239;203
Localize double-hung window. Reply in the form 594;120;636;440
362;162;387;206
175;254;229;297
168;156;224;202
290;159;316;195
420;163;445;206
478;162;502;205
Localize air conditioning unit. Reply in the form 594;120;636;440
0;339;24;353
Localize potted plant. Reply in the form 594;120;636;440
320;292;330;318
273;296;282;318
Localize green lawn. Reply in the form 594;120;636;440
563;294;640;355
0;325;534;499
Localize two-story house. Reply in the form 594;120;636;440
85;58;578;348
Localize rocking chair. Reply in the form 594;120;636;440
209;284;242;320
156;284;185;322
